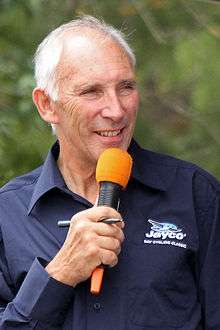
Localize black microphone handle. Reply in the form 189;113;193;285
97;181;122;210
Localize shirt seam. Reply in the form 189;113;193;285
0;177;39;196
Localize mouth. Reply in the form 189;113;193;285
95;128;123;137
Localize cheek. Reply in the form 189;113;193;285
131;92;140;109
60;96;85;126
74;100;101;126
56;102;81;137
126;96;139;121
62;96;79;115
122;91;139;111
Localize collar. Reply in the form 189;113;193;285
28;141;65;214
28;139;176;214
128;139;177;192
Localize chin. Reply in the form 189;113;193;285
92;137;132;162
119;137;132;151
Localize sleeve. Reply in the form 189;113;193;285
0;230;75;330
193;171;220;329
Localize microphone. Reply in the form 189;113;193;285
90;148;133;295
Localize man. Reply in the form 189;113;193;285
0;15;219;330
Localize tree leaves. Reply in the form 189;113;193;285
0;0;220;186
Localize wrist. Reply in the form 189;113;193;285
45;262;77;287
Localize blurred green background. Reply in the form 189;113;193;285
0;0;220;185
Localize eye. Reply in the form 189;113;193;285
118;81;137;95
81;88;97;95
80;87;103;99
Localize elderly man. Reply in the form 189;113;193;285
0;16;219;330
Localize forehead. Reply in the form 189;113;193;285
56;30;135;84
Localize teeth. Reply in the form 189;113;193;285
97;130;121;137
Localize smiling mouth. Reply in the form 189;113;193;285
95;129;123;137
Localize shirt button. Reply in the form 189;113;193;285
93;302;101;311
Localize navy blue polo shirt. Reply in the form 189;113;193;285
0;140;219;330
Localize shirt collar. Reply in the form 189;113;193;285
128;139;177;192
28;141;65;214
28;139;176;214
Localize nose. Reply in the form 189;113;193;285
101;91;124;122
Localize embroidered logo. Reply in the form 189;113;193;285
144;219;187;249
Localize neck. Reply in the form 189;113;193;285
57;144;99;205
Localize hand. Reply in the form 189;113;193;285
45;206;124;287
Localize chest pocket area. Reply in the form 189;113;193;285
122;244;197;328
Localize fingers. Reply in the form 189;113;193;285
71;223;124;255
69;217;124;245
69;205;124;242
82;228;122;268
94;222;125;242
99;249;118;268
96;236;122;255
71;205;123;224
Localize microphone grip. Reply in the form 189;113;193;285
90;266;104;295
90;181;122;295
97;182;121;209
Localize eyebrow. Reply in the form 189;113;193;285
74;79;137;92
73;83;102;94
118;79;137;86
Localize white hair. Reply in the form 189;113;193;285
33;15;136;102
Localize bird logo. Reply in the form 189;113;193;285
148;219;182;233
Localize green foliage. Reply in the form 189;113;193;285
0;0;220;186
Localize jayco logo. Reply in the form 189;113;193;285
146;219;186;240
144;219;187;249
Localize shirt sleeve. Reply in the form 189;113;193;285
0;249;75;329
193;170;220;329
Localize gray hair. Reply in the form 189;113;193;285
33;15;136;101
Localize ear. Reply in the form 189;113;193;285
32;88;59;124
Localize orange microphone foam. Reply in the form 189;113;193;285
96;148;133;188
